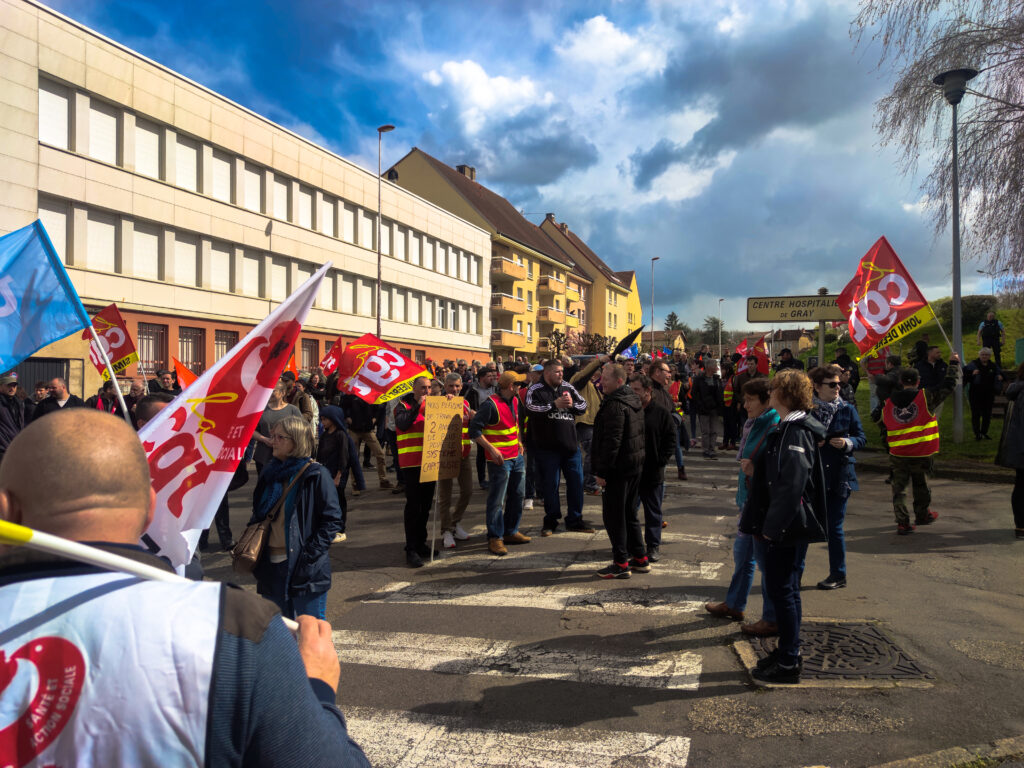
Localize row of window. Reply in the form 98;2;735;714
37;78;483;286
39;196;483;334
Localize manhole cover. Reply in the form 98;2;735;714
748;622;933;681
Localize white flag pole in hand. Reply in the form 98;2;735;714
86;324;133;426
0;519;299;633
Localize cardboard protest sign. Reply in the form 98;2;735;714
419;396;465;483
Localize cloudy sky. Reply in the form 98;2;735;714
47;0;984;333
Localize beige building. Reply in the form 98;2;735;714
0;0;491;396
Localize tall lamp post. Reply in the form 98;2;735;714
376;123;395;339
717;298;724;359
933;67;977;444
650;257;659;354
977;267;1009;295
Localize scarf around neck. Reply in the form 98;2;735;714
256;456;309;521
812;396;842;432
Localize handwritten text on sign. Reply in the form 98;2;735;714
420;396;465;483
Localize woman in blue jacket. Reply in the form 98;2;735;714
250;416;342;620
809;365;867;590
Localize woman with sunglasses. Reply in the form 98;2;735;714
809;364;867;590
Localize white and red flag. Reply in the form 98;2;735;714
82;303;138;381
336;333;429;404
139;264;330;570
839;237;935;359
319;335;344;376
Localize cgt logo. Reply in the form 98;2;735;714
849;272;910;344
0;636;85;767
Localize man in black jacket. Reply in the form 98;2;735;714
629;373;675;562
693;359;725;459
525;359;596;535
0;373;32;465
592;364;646;579
31;377;86;421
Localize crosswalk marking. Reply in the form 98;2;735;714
465;525;728;550
344;706;691;768
364;581;710;614
334;630;702;690
424;546;723;579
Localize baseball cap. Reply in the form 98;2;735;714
531;364;543;372
0;373;17;386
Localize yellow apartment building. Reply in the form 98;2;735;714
388;148;580;359
0;0;491;396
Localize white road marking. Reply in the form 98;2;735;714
345;706;691;768
425;547;723;580
659;532;728;548
364;581;710;614
334;630;702;690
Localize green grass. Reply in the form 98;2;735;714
798;307;1023;464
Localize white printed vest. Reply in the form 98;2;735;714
0;572;221;768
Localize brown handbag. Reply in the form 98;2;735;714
231;461;311;575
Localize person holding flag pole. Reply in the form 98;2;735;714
0;409;370;765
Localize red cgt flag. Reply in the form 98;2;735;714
82;303;138;381
839;237;934;358
319;336;343;376
336;333;429;404
139;264;330;570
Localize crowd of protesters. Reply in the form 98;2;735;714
1;320;1020;711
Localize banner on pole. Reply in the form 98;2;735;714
419;396;465;483
139;264;330;570
83;303;138;380
336;333;430;404
172;357;198;389
0;220;90;372
838;236;935;359
319;336;344;376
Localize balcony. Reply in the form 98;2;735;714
491;292;525;315
537;338;550;351
566;285;580;301
537;306;566;324
490;257;526;282
491;329;525;348
537;275;566;294
565;313;580;328
568;298;584;315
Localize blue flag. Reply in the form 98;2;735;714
0;220;90;372
622;343;639;359
661;346;672;356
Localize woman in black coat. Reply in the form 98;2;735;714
250;416;342;620
739;369;827;684
996;361;1024;538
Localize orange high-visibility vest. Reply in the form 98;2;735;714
882;389;940;457
669;381;685;417
460;400;472;458
723;376;734;408
481;393;520;460
397;398;426;468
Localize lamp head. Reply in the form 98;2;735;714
932;68;979;105
378;124;396;134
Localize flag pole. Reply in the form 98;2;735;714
0;519;300;633
86;325;133;426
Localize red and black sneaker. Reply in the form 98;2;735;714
915;509;938;525
628;556;651;573
596;562;632;579
897;522;916;535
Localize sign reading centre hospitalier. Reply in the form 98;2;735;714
419;396;465;483
746;295;846;323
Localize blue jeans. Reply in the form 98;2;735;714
576;423;597;490
485;454;525;538
534;448;584;529
825;490;850;579
725;533;776;622
763;542;803;665
258;561;328;620
672;415;686;468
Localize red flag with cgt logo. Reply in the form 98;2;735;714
138;264;330;570
336;333;429;404
319;335;344;376
82;303;138;381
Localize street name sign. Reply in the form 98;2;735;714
747;295;845;323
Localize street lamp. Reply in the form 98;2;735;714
933;67;977;444
977;267;1009;296
650;257;659;354
718;298;724;359
376;123;395;339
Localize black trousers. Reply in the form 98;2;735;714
1013;468;1024;529
970;394;995;437
601;474;644;564
638;481;664;551
762;542;804;666
402;465;436;552
198;496;233;549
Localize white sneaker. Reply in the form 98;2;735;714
453;524;470;541
332;532;347;544
443;531;456;549
523;498;534;511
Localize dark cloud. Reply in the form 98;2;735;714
629;7;886;189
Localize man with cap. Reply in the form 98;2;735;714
774;348;805;372
0;372;32;464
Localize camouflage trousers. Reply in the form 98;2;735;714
889;454;934;526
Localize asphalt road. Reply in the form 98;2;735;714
199;450;1024;768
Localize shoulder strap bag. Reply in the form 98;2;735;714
231;461;312;575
